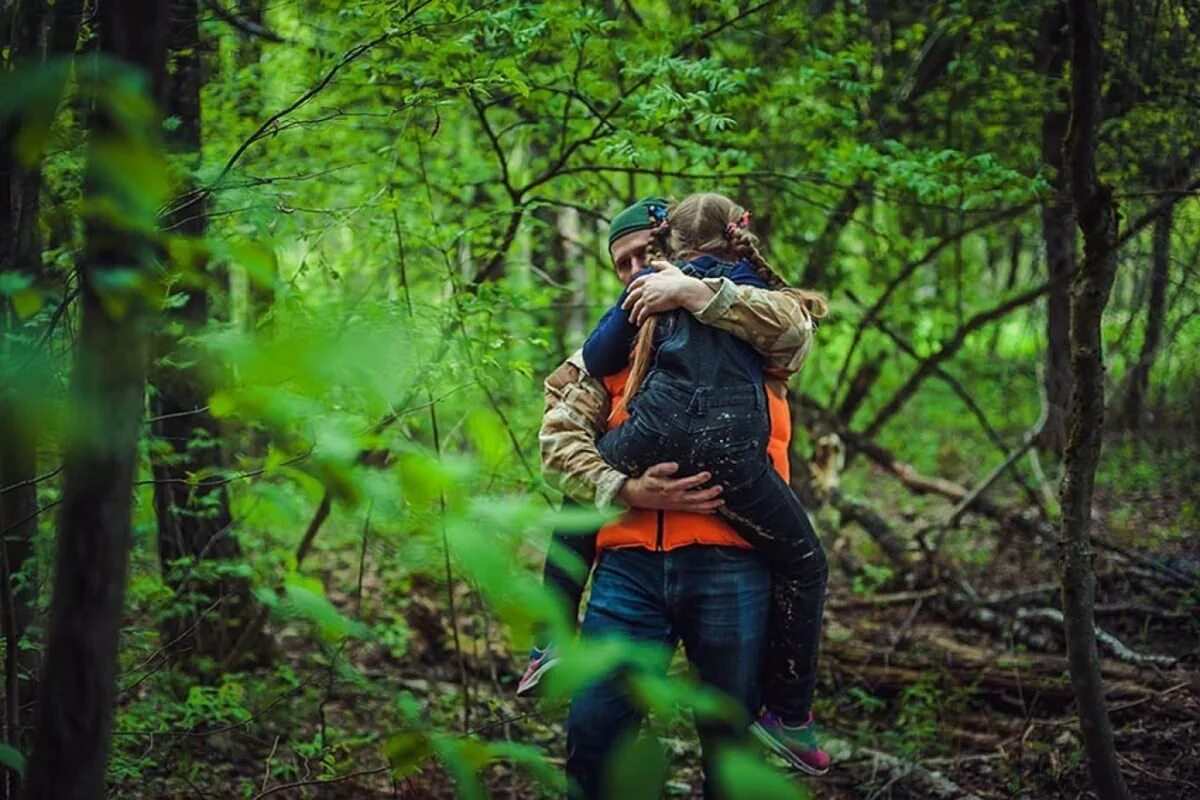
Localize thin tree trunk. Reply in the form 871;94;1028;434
1059;2;1131;798
22;2;169;797
150;0;264;670
559;207;586;347
1038;4;1074;455
1120;195;1170;429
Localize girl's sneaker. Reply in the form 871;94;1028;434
751;710;831;776
516;645;560;697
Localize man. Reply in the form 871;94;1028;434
538;197;826;798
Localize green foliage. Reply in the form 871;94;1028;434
4;0;1200;796
0;744;25;778
713;748;809;800
603;734;668;800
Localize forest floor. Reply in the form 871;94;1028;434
115;451;1199;800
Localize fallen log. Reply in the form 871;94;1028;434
822;621;1192;705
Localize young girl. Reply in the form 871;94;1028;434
523;193;830;775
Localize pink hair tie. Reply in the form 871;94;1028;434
724;210;752;240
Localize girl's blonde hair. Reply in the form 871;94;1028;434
623;192;827;404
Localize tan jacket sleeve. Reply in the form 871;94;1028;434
693;279;815;377
538;350;628;508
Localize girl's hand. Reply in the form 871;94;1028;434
622;261;715;326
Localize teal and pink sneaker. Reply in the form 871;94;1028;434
516;645;560;697
751;710;831;776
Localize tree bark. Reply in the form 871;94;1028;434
1120;193;1170;430
1059;2;1131;798
22;2;169;797
0;7;46;793
150;0;264;670
1038;3;1075;455
0;3;82;793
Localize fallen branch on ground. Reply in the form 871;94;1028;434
1016;607;1178;668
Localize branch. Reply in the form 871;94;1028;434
827;488;911;569
0;467;61;496
202;0;289;44
250;767;391;800
944;397;1048;527
468;206;525;286
517;0;782;197
469;91;514;196
863;271;1070;438
185;1;436;207
1017;607;1177;668
831;203;1033;403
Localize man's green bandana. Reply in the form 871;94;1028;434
608;196;669;249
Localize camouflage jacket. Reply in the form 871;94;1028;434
539;277;816;508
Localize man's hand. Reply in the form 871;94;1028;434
622;260;716;326
617;462;724;513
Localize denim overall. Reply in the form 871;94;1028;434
598;259;771;492
595;258;828;723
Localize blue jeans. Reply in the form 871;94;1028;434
565;546;770;800
599;378;828;722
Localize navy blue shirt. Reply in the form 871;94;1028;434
583;256;768;379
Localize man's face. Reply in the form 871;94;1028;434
609;229;652;286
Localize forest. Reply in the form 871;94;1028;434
0;0;1198;798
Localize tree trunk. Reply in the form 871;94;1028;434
150;0;264;671
1059;2;1131;799
1120;194;1170;430
22;2;169;797
0;6;44;792
1038;4;1075;455
0;3;82;793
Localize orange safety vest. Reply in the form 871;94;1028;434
596;367;791;552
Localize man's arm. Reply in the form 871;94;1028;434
539;350;724;512
539;351;627;508
622;264;815;377
694;280;815;377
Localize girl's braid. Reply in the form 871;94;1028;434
730;227;829;320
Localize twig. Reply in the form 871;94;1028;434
0;467;61;496
202;0;290;44
0;499;61;539
260;735;280;792
250;766;390;800
355;502;372;616
832;204;1033;402
429;395;470;733
1017;607;1177;667
827;588;942;609
179;1;437;210
836;737;985;800
864;271;1071;437
944;397;1049;526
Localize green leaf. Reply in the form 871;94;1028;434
384;731;432;779
228;240;278;289
0;273;32;295
281;578;368;642
0;743;25;776
713;747;806;800
602;734;666;800
10;288;42;319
